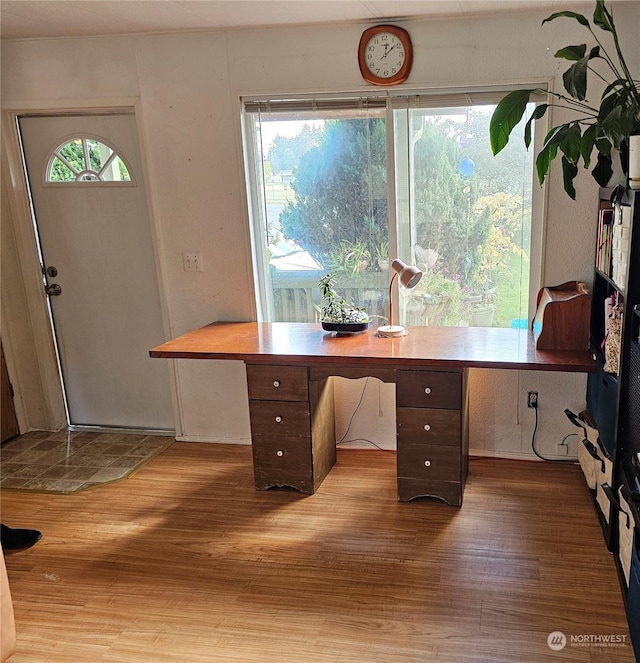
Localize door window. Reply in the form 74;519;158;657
46;136;132;184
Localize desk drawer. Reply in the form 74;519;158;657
252;436;313;493
397;408;460;446
247;364;308;401
397;443;460;482
249;401;310;437
396;370;461;409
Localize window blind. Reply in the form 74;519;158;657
243;84;547;114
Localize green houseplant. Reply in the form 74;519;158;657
318;273;369;332
490;0;640;199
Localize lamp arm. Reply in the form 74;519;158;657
388;272;398;328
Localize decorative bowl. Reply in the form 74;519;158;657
321;321;370;334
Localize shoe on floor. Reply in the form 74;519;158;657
1;524;42;550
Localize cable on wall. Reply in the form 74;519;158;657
336;378;395;452
336;377;369;444
530;404;578;463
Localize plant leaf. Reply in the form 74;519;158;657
490;89;533;155
601;78;632;100
536;143;557;186
560;123;583;163
542;10;590;28
563;58;589;100
581;124;598;167
622;106;640;136
595;136;612;156
592;151;613;186
601;105;628;147
524;104;549;148
593;0;615;33
554;44;587;61
535;126;564;185
562;156;579;199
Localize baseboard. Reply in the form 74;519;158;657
469;447;578;462
69;424;175;437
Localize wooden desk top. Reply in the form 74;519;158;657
150;322;595;373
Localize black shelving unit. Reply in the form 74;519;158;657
585;186;640;658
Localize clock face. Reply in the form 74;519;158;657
364;32;406;79
358;25;412;86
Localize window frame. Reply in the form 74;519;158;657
241;85;548;325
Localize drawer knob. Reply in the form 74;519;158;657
275;416;283;423
273;380;280;388
423;424;431;431
424;460;432;467
424;387;432;395
276;450;284;457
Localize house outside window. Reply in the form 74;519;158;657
242;90;540;329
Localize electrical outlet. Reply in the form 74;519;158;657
183;252;203;272
527;391;538;408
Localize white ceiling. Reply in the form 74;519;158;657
0;0;607;41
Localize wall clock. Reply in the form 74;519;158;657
358;25;413;86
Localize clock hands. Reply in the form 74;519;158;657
381;43;397;59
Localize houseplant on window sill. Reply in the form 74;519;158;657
489;0;639;199
318;273;370;334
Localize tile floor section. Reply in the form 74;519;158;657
0;430;174;494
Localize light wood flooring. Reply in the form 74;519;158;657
1;443;634;662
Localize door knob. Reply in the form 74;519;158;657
45;283;62;296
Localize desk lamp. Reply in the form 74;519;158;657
377;258;423;338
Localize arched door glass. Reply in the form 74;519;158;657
46;137;132;183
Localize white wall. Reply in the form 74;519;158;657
3;6;638;457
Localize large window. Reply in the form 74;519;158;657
243;91;538;328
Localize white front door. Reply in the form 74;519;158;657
19;113;173;430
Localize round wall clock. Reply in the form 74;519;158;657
358;25;413;86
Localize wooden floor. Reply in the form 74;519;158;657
1;443;634;663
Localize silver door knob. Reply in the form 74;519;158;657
275;416;282;423
45;283;62;296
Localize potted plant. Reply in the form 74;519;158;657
318;273;370;334
490;0;640;199
410;269;463;326
375;241;390;271
328;240;371;274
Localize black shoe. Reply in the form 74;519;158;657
1;524;42;550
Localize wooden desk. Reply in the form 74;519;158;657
151;322;594;505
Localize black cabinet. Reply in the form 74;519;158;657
582;187;640;659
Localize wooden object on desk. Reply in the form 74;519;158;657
533;281;591;351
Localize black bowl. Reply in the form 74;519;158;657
321;321;370;334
